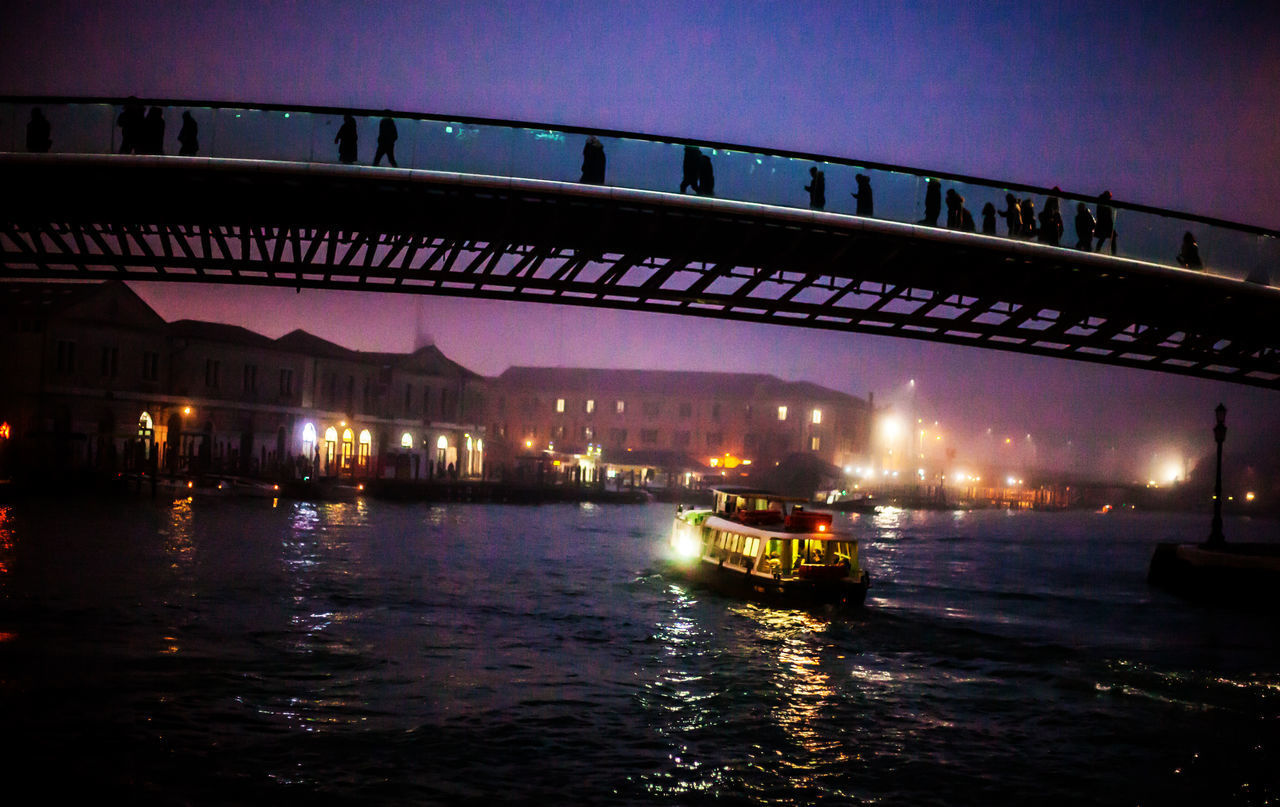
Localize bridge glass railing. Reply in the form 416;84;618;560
2;98;1276;286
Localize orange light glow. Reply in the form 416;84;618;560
0;421;10;439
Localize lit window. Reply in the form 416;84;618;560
810;436;820;451
556;398;566;413
777;406;788;421
812;408;822;424
437;435;449;450
585;399;595;414
400;432;413;449
615;400;625;414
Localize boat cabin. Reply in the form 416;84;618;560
702;486;852;579
711;486;834;533
702;526;857;580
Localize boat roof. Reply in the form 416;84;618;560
710;485;810;503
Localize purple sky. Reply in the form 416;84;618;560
4;0;1279;481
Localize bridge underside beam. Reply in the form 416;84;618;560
3;156;1279;388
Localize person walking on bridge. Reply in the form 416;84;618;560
697;153;715;196
1177;231;1202;269
142;107;165;155
1000;193;1021;236
1094;191;1117;254
579;135;605;184
117;97;144;154
177;111;199;156
1038;195;1063;246
919;179;941;226
335;114;358;164
680;145;701;193
374;115;398;167
26;108;51;153
1073;202;1095;250
805;166;826;210
851;173;874;217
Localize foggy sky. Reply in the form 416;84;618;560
3;0;1278;482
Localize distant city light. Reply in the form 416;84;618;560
1246;491;1256;502
881;415;903;440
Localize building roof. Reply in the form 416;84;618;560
275;328;358;359
170;319;278;348
0;280;167;331
362;343;480;379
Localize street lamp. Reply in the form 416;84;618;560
1207;403;1227;546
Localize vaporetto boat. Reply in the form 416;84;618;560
669;486;870;608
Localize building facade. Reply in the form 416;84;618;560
0;281;485;482
484;367;871;484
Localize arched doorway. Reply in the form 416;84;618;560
340;428;354;476
324;426;338;476
357;429;372;476
302;423;317;475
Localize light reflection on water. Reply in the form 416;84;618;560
637;583;732;797
0;504;13;579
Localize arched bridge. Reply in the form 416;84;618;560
2;96;1279;388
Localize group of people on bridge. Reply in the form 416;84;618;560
19;105;1207;271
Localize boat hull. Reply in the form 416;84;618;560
672;558;870;609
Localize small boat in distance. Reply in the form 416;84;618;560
669;486;870;608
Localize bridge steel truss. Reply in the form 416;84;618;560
3;154;1280;389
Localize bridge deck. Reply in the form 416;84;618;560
3;153;1279;388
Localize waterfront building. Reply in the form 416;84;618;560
484;366;871;486
0;281;485;482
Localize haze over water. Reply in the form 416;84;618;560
1;498;1276;805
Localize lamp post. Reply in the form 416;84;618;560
1207;403;1227;546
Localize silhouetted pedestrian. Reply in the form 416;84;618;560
851;173;873;216
698;153;715;196
945;189;962;229
26;108;51;153
374;116;398;166
1019;198;1038;239
1038;196;1063;246
981;202;997;235
1000;193;1021;237
335;114;358;164
1094;191;1117;254
579;135;605;184
959;199;975;232
1073;202;1094;250
1177;231;1202;269
177;111;199;156
680;146;701;193
919;179;941;226
805;166;826;210
117;97;144;154
142;106;165;154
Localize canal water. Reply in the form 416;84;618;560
1;498;1277;806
